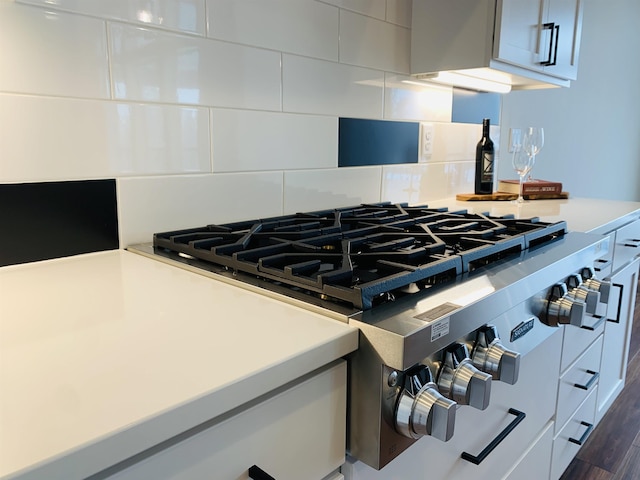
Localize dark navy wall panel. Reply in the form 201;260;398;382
339;118;419;167
0;179;119;266
452;88;501;125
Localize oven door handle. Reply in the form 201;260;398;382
248;465;276;480
461;408;526;465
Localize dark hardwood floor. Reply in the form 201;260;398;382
560;281;640;479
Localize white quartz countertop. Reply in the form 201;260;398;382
425;197;640;234
0;250;358;480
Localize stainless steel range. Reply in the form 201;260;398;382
130;203;611;474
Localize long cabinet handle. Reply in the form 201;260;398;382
248;465;276;480
569;421;594;446
540;22;559;66
461;408;526;465
574;370;599;391
608;283;625;323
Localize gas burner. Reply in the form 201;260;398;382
153;203;567;309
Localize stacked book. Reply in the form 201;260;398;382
497;179;563;196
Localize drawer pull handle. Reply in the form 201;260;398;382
623;239;640;248
461;408;526;465
594;258;611;272
574;370;599;391
580;315;605;331
569;421;594;446
249;465;276;480
607;283;624;324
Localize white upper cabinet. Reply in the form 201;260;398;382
411;0;584;91
495;0;583;81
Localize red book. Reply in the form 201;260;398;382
497;179;563;195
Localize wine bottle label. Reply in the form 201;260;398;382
481;152;494;182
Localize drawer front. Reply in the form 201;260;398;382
555;335;602;434
611;219;640;272
110;361;347;480
504;421;553;480
551;389;597;480
559;314;605;373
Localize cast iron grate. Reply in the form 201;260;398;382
153;203;567;309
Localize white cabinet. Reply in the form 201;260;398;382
505;422;554;480
410;0;584;89
495;0;583;80
551;217;639;478
108;361;347;480
551;389;597;479
555;335;602;434
597;257;639;423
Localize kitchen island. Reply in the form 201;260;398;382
1;197;639;480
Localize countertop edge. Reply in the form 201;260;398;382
3;327;358;480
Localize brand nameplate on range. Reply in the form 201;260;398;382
511;318;535;342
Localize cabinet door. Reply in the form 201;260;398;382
494;0;547;71
597;258;639;423
543;0;583;80
109;362;347;480
495;0;582;80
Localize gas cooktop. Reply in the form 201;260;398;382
150;203;567;310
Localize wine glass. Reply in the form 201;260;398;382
522;127;544;180
510;128;534;203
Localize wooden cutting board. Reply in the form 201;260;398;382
456;192;570;201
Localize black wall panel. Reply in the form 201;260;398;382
0;179;119;266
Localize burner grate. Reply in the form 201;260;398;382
153;203;567;309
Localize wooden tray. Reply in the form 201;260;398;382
456;192;569;201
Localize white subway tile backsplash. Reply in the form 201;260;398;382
109;24;281;110
0;94;210;182
211;110;337;172
381;162;476;205
16;0;206;35
0;2;110;99
384;74;453;122
206;0;338;61
283;54;384;118
385;0;412;27
283;167;382;213
419;122;484;163
118;173;284;246
320;0;385;20
339;10;410;74
0;0;483;256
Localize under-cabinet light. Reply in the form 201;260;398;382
415;71;512;94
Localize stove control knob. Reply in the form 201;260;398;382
545;283;586;327
581;267;611;303
471;325;521;385
566;273;600;314
395;365;456;442
437;343;492;410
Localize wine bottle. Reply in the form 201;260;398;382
474;118;494;194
